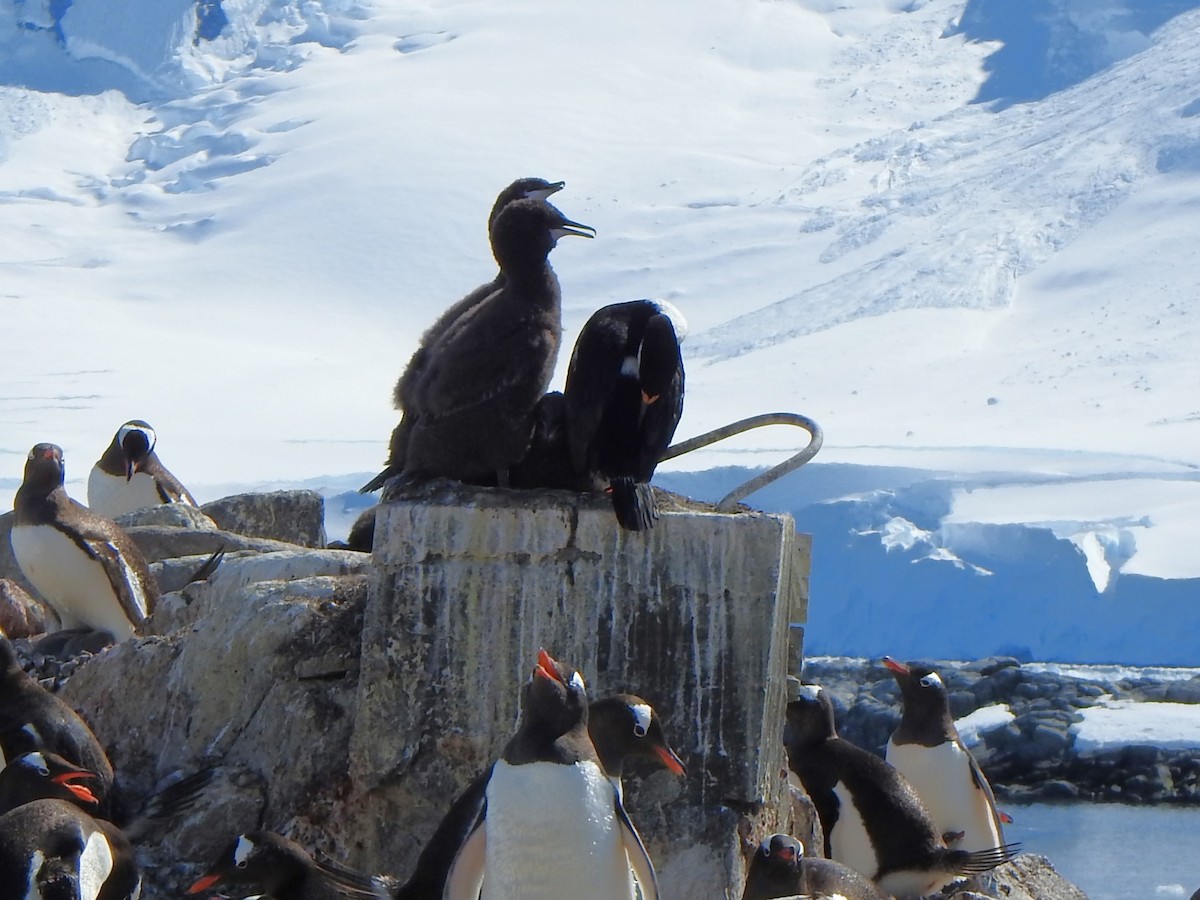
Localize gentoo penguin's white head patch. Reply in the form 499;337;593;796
919;672;944;689
233;834;256;868
630;703;652;738
117;422;156;453
22;752;49;774
796;683;823;702
569;671;586;693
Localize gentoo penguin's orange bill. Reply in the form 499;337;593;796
186;874;222;894
536;648;563;683
655;745;687;776
52;771;99;805
883;656;909;675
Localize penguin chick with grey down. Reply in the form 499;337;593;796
360;178;572;493
381;199;594;488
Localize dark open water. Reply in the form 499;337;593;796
1007;802;1200;899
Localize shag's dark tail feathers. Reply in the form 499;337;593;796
610;478;657;531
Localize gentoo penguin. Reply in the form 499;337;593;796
443;649;658;900
883;657;1006;855
395;692;684;900
10;443;159;641
0;751;100;816
563;299;686;531
377;199;594;488
0;798;140;900
0;633;115;814
783;683;1017;897
361;177;567;494
187;830;383;900
87;419;197;518
741;833;889;900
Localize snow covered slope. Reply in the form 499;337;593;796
1;0;1197;662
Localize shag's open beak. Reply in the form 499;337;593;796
534;181;565;199
551;219;596;241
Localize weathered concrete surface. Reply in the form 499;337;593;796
351;482;804;900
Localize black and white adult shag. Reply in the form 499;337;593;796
564;299;686;530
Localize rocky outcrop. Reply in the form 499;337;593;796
948;854;1089;900
201;490;327;548
0;577;49;637
3;487;1091;899
805;656;1200;804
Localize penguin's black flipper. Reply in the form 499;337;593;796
394;769;489;900
443;821;487;900
610;478;657;531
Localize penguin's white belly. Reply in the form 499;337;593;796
9;525;137;640
483;760;634;900
829;781;880;880
886;739;1001;852
876;866;954;897
77;830;116;900
87;468;164;518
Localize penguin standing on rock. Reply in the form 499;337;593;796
883;657;1006;854
443;649;658;900
563;299;685;531
396;200;594;487
87;419;196;518
784;683;1018;897
396;692;684;900
741;833;890;900
361;177;569;493
187;830;384;900
10;443;159;642
0;633;116;813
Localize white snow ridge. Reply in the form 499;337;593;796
1;0;1199;664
